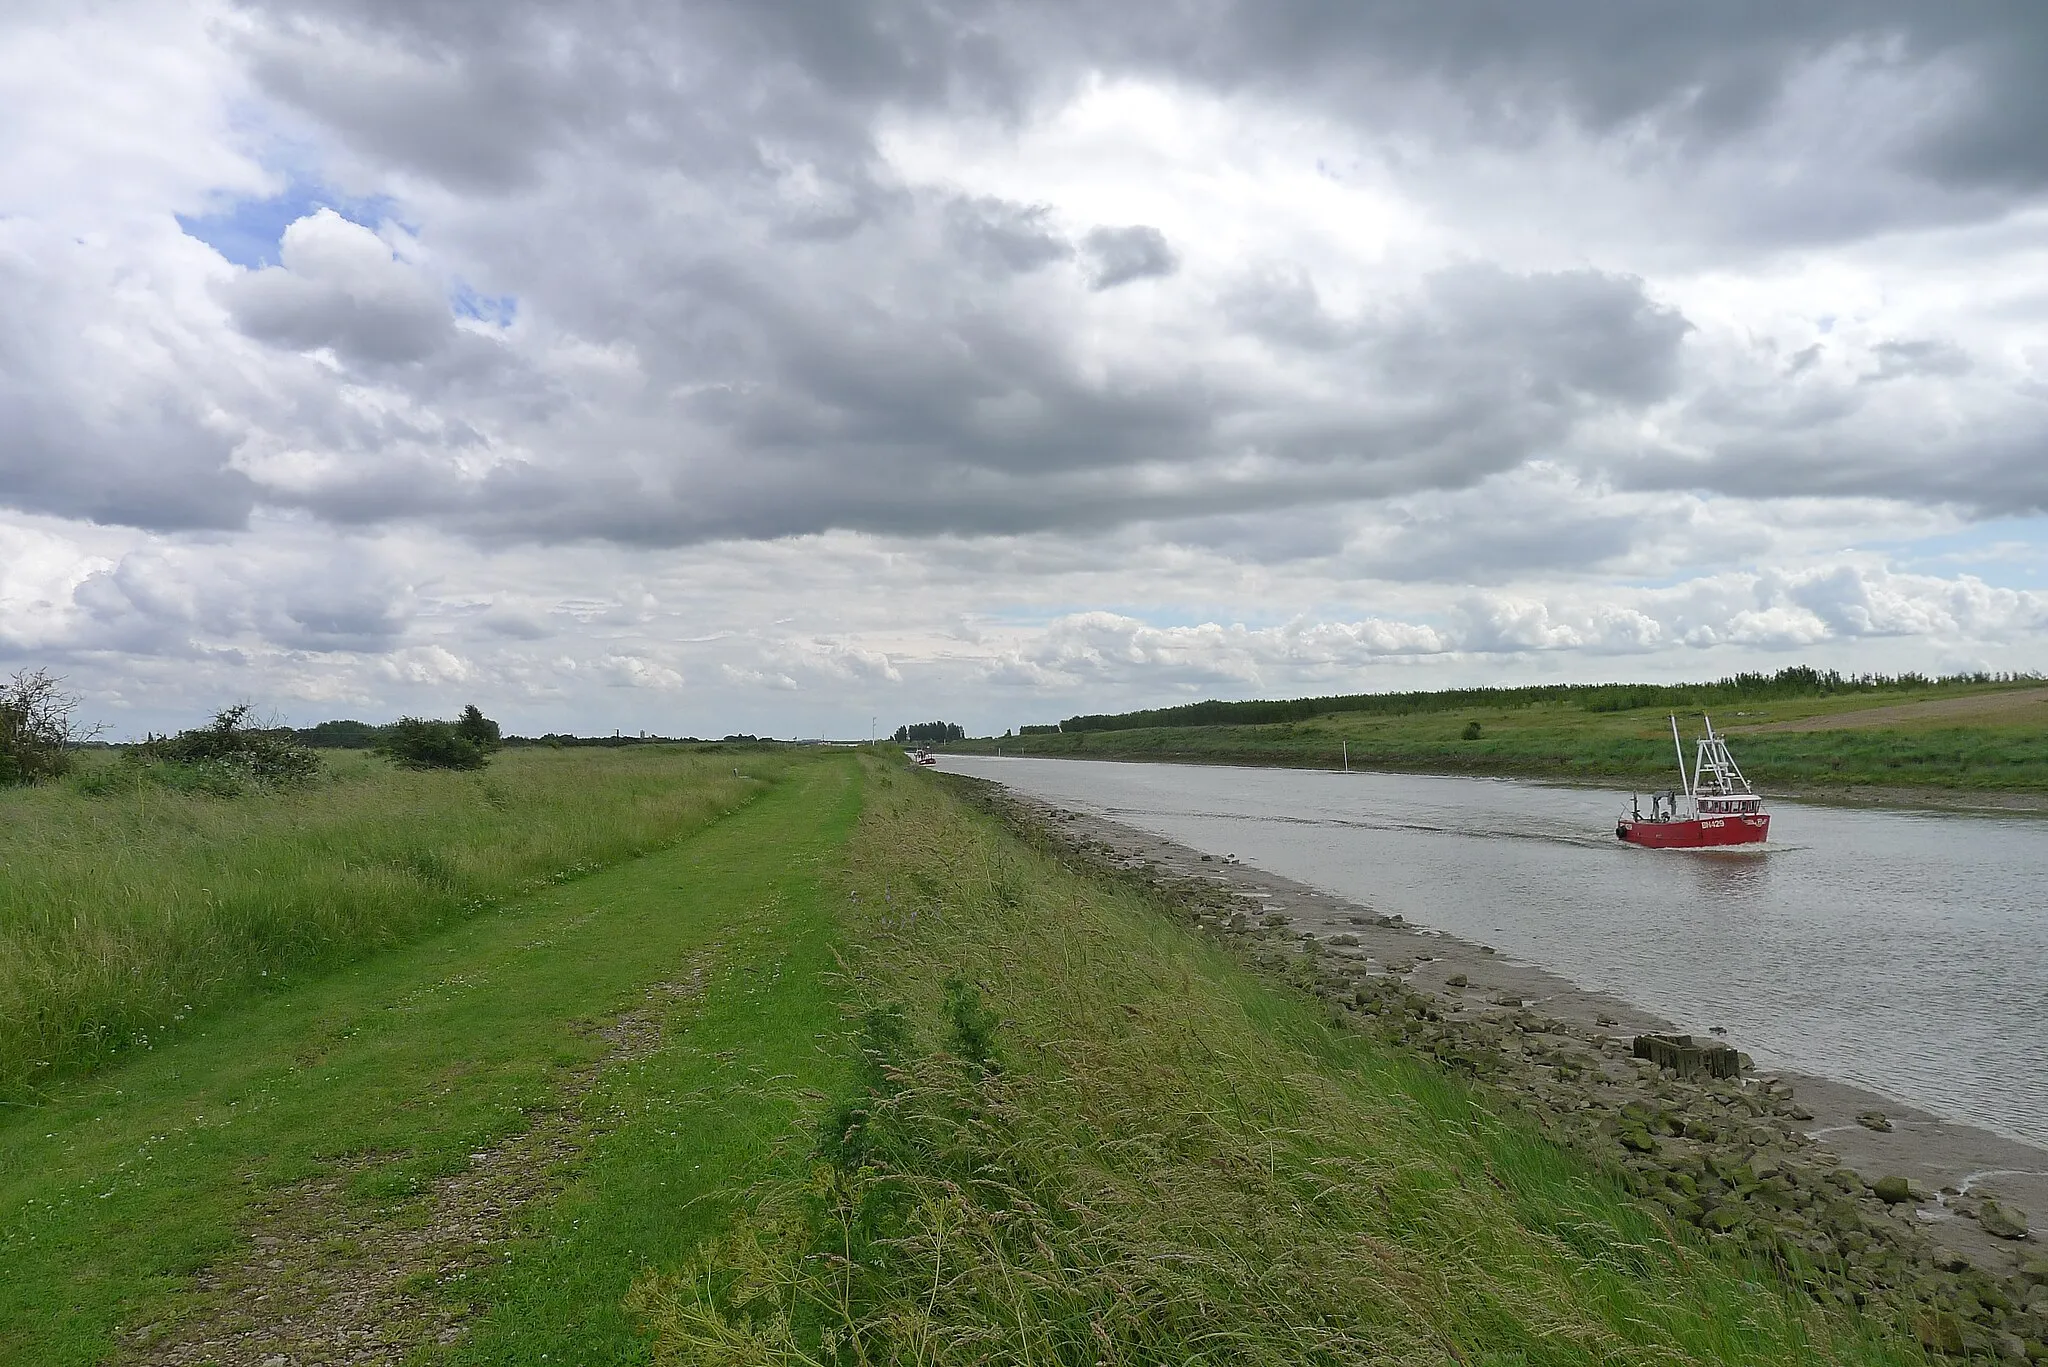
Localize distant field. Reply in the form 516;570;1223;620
1731;685;2048;733
952;682;2048;795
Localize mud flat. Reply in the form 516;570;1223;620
1002;788;2048;1359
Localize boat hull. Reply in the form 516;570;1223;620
1616;814;1769;848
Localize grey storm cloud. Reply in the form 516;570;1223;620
1082;225;1178;291
362;260;1694;548
233;1;2048;203
944;196;1072;276
1625;425;2048;520
5;0;2047;560
0;249;257;532
1863;339;1972;384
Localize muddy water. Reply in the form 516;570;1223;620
937;755;2048;1148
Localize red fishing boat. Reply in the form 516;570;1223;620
1616;715;1770;848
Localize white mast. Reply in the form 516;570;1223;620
1691;714;1752;797
1669;715;1690;797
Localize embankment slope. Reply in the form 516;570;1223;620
952;683;2048;800
0;751;1968;1363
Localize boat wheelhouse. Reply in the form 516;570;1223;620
1616;715;1770;848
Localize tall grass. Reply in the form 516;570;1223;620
0;747;768;1099
633;762;1918;1365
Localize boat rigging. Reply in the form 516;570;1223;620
1616;714;1770;848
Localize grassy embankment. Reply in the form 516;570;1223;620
2;751;1925;1364
0;746;770;1100
953;683;2048;794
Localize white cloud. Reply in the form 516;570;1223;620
224;210;453;364
597;654;685;690
379;645;471;686
0;2;2043;739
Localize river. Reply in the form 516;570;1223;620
936;755;2048;1148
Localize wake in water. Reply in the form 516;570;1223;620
1098;803;1800;853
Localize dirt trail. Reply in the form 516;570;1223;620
1730;687;2048;734
122;962;713;1367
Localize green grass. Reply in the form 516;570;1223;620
0;746;767;1099
2;751;1932;1364
634;761;1923;1365
957;687;2048;792
0;753;861;1366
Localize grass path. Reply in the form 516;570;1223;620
0;755;862;1366
2;747;766;1099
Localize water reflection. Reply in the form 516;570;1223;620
1668;849;1775;898
939;755;2048;1146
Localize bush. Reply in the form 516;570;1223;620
0;669;96;785
380;706;502;770
456;704;501;751
1461;721;1484;740
133;705;321;793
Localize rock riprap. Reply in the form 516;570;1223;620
981;790;2048;1366
1980;1200;2031;1242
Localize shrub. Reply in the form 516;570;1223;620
1461;721;1484;740
133;704;321;793
0;669;97;785
456;704;501;751
380;715;493;770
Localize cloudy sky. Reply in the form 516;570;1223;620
4;1;2046;739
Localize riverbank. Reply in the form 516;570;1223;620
0;751;1954;1364
951;684;2048;800
966;776;2047;1357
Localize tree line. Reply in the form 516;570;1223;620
1045;666;2039;734
894;720;965;745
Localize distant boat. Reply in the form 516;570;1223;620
1616;715;1770;848
912;748;938;766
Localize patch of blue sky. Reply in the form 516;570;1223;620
177;181;402;268
1872;517;2048;589
452;283;518;327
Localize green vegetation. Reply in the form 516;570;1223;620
0;754;842;1366
1046;665;2032;733
0;668;96;784
894;719;966;744
125;702;322;791
963;680;2048;793
0;746;762;1099
380;705;504;770
0;751;1931;1364
294;717;387;748
634;762;1913;1364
